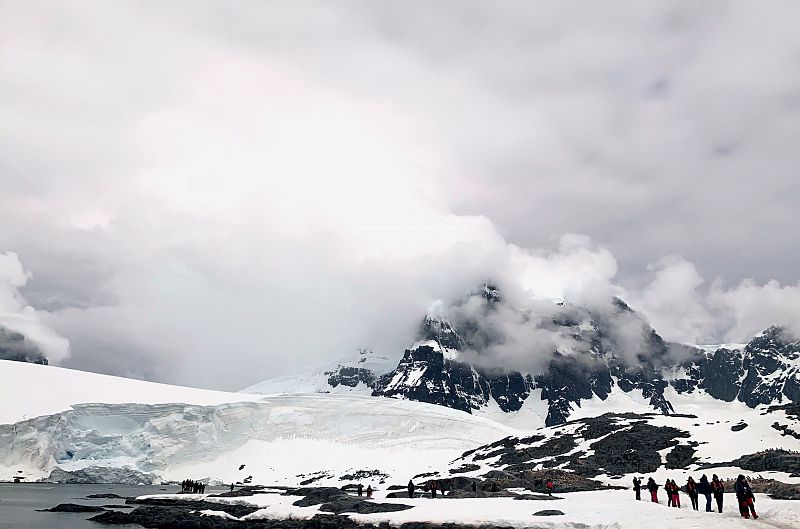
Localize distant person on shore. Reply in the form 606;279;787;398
686;476;698;510
357;483;363;497
647;478;659;503
735;475;757;519
430;480;438;498
546;478;554;496
230;483;235;492
366;485;373;499
407;480;415;498
711;474;724;513
632;477;641;501
698;474;712;512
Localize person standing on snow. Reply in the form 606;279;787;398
546;478;554;496
686;476;699;510
430;480;438;498
670;479;680;508
698;474;713;512
633;477;641;501
734;475;757;519
665;479;673;507
407;480;415;498
357;483;363;497
366;485;373;499
647;478;659;503
711;474;724;513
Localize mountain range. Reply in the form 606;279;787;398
245;284;800;427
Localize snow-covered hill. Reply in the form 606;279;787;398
0;359;263;425
0;360;518;485
241;348;396;396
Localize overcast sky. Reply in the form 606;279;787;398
1;1;799;390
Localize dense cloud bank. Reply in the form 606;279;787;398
1;2;799;388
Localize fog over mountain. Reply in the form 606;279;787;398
1;1;799;390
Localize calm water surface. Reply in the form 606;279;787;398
0;482;227;529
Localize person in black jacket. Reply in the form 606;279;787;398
407;480;415;498
698;474;712;512
711;474;724;513
647;477;659;503
734;475;758;519
633;477;641;501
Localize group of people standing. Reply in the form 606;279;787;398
632;474;758;519
355;483;373;498
181;479;206;494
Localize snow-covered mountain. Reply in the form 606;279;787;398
246;286;800;429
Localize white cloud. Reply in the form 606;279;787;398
0;1;798;387
0;252;70;362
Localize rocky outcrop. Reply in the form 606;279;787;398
39;503;106;512
0;326;48;364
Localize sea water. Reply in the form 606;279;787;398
0;482;224;529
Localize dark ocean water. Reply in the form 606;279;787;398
0;482;225;529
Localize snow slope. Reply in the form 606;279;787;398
0;359;263;424
0;360;518;484
241;349;396;396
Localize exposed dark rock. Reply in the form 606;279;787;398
209;486;270;498
726;449;800;474
86;493;126;499
480;469;611;493
665;444;697;469
327;366;376;389
532;510;564;516
338;470;388;482
580;423;689;475
0;326;49;364
449;464;480;475
319;498;412;514
288;488;350;507
731;422;748;432
39;503;107;512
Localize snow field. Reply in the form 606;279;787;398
140;489;800;529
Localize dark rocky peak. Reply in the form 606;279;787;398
420;313;465;351
740;326;800;406
476;282;503;304
0;326;48;365
746;326;800;357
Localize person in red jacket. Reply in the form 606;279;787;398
665;479;673;507
686;476;699;510
711;474;725;513
545;479;554;496
670;479;681;508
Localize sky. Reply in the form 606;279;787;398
1;1;799;390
